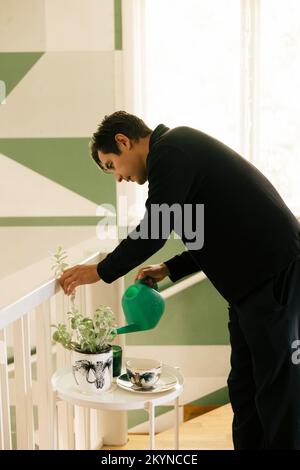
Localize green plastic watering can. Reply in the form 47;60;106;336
116;277;165;335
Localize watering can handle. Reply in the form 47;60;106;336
136;275;159;292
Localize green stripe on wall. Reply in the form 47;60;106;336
0;138;116;206
114;0;123;50
0;52;44;96
0;217;108;226
190;386;229;407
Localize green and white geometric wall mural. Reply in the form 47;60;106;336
0;0;120;225
0;52;44;96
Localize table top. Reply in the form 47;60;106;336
51;363;184;410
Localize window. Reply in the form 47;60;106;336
144;0;240;153
137;0;300;216
258;0;300;215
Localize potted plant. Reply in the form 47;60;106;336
50;246;117;393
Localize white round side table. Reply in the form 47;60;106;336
51;362;184;450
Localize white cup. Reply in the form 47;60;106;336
126;358;162;389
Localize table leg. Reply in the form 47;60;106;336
52;394;58;450
174;396;179;450
146;402;155;450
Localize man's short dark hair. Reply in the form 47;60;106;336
89;111;152;171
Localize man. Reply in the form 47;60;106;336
59;111;300;449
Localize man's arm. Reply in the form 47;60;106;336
97;145;195;283
164;250;201;283
97;222;167;283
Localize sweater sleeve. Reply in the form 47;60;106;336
164;250;201;283
97;145;193;283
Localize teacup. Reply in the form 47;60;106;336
126;358;162;389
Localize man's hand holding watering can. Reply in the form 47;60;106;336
135;263;170;287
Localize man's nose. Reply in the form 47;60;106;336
115;173;123;183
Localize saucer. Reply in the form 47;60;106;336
116;372;178;393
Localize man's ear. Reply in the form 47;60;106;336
115;133;132;150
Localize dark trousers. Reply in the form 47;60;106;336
227;254;300;449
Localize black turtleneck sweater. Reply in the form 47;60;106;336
97;124;300;304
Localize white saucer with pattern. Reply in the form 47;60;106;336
116;372;178;393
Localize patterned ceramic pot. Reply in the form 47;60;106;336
72;345;113;394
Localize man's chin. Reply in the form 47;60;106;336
136;176;147;185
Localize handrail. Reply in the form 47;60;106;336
0;233;208;330
161;272;206;300
0;250;101;330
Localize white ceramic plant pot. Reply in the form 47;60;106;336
72;345;113;394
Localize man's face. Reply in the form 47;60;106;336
97;133;148;185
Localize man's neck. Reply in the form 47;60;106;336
140;133;152;169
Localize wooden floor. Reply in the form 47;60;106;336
102;404;234;450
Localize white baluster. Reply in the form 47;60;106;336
0;329;12;450
73;286;91;450
90;409;103;449
74;406;91;450
12;315;35;449
35;301;54;449
54;291;74;449
23;314;35;449
77;285;86;316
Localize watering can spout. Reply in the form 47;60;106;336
116;323;141;335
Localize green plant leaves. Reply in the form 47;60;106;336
50;246;118;353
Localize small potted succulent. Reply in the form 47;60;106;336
50;246;117;393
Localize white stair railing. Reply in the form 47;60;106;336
0;248;125;450
0;238;219;449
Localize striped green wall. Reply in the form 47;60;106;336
0;0;118;226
